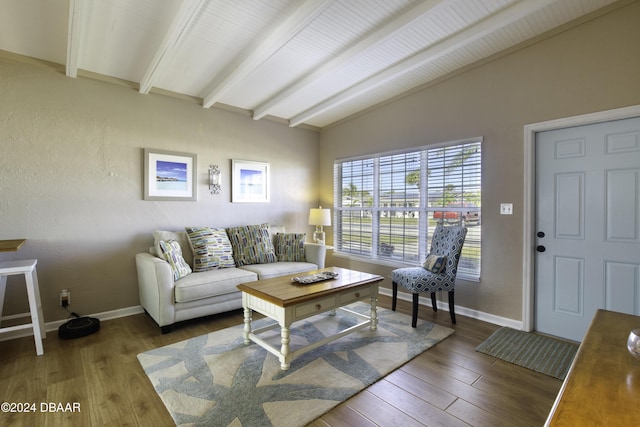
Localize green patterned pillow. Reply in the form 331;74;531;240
185;227;236;271
158;240;192;281
423;254;447;273
226;223;277;266
274;233;306;262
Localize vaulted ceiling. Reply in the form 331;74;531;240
0;0;622;129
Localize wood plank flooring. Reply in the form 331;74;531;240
0;296;562;426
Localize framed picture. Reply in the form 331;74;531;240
144;148;197;201
232;160;270;203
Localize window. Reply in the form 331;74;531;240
334;138;481;281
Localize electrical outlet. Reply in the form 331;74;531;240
59;289;70;307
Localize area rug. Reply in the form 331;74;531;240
475;327;578;380
137;302;454;427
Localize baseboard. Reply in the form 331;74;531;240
0;305;145;342
378;288;522;330
1;290;523;343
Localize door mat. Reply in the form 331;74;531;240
476;327;578;380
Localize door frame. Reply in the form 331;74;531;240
522;104;640;332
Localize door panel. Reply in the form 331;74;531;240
535;117;640;341
606;169;639;242
555;173;584;239
605;261;640;313
554;256;583;315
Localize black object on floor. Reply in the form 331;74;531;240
58;316;100;339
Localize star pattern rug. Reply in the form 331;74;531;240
137;302;454;427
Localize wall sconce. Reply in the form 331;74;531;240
209;165;221;194
308;206;331;245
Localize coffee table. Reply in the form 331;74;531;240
237;267;383;370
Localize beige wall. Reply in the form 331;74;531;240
0;55;320;323
319;1;640;321
2;2;638;328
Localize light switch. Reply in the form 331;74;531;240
500;203;513;215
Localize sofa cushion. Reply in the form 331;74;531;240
153;230;192;266
226;223;277;266
185;226;236;271
274;233;306;262
174;267;257;303
239;261;317;280
158;240;192;280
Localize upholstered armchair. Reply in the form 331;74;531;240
391;224;468;327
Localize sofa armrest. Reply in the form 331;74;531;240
135;252;176;327
304;243;326;269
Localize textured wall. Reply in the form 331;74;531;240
319;2;640;321
0;55;319;323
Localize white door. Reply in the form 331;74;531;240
535;116;640;342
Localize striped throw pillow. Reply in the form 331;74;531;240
274;233;306;262
185;227;236;271
158;240;192;281
226;223;277;266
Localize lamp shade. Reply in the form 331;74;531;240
308;207;331;226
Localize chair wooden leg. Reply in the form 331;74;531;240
392;281;398;311
448;290;456;324
411;293;419;328
430;292;438;312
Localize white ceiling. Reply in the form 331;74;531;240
0;0;622;129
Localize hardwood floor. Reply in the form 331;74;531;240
0;296;562;426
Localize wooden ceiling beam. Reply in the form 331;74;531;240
201;0;333;109
252;0;455;121
139;0;208;95
289;0;557;127
66;0;86;78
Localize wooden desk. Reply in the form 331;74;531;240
0;239;26;252
545;309;640;426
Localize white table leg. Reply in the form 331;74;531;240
242;307;252;344
280;324;290;370
370;294;378;331
24;270;44;355
0;275;6;327
30;268;46;339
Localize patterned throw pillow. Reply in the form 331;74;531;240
158;240;192;281
274;233;306;262
185;227;236;271
423;254;447;274
226;223;277;266
153;230;192;266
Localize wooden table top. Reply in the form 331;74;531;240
237;266;383;307
546;309;640;426
0;239;26;252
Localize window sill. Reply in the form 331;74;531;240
332;251;480;282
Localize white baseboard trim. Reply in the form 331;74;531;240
2;290;524;344
378;288;522;330
0;305;145;343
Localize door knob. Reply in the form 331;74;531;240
536;245;546;252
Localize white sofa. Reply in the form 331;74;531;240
136;225;326;332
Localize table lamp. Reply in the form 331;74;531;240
308;206;331;245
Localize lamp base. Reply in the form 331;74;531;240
313;228;325;245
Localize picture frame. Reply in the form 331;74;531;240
144;148;197;201
232;159;270;203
